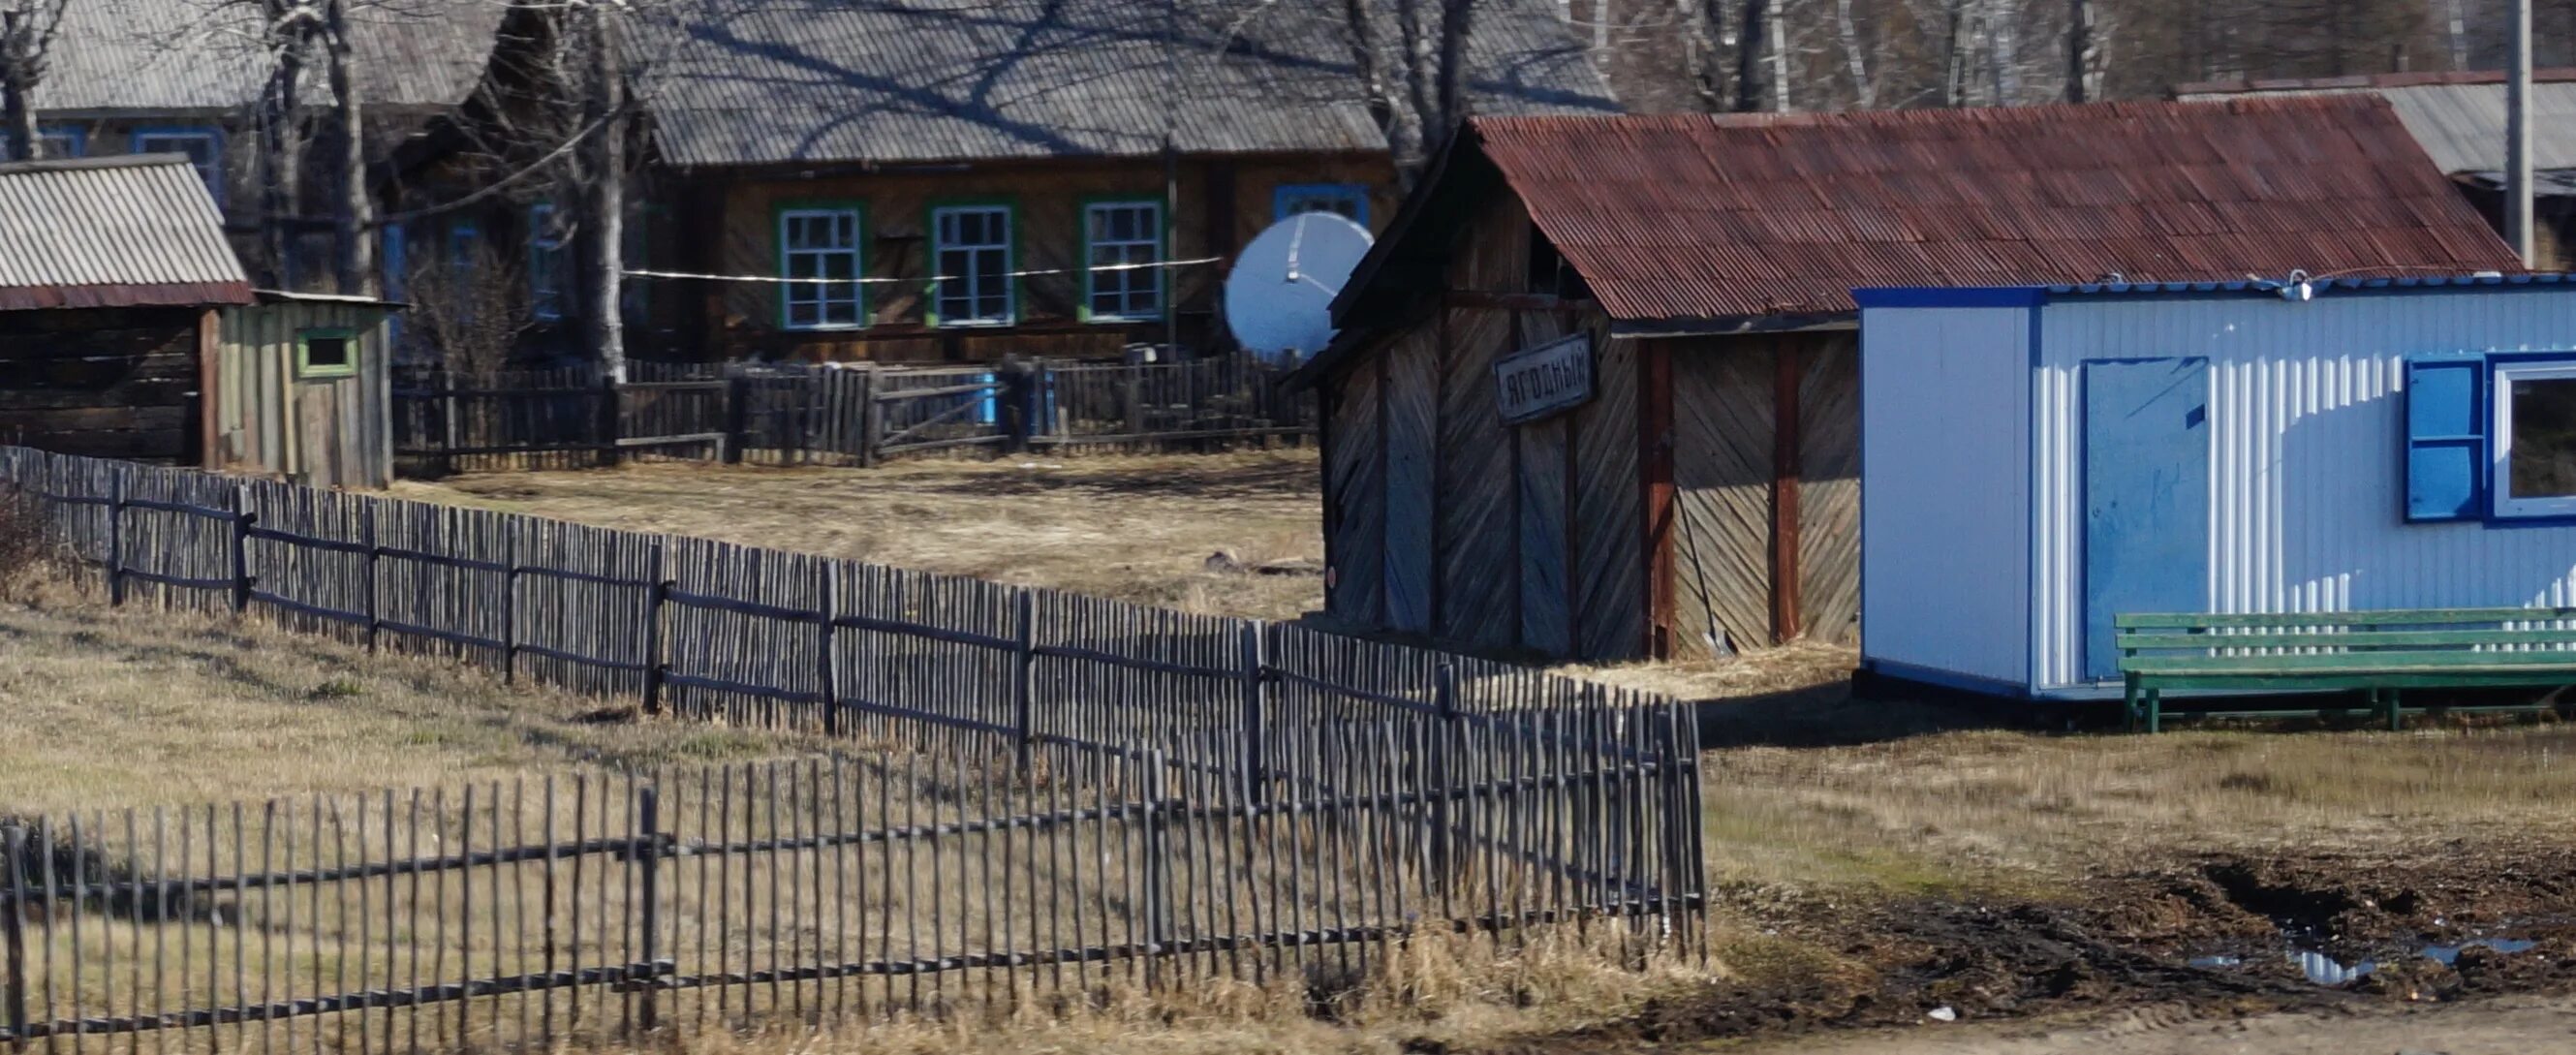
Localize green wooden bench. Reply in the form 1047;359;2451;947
2117;608;2576;732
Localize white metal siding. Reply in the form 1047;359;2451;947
2033;288;2576;690
1859;305;2032;686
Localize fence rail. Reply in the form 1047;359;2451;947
392;356;1315;476
0;446;1704;1050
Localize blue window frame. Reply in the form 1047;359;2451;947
929;203;1014;326
131;127;224;204
2;127;83;159
1273;182;1369;226
1082;200;1164;323
528;202;569;321
2403;351;2576;523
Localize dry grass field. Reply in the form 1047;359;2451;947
392;451;1325;622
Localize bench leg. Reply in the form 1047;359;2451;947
2147;688;2163;734
2387;689;2404;732
2124;677;2141;734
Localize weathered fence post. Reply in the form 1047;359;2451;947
856;368;882;469
1429;664;1460;887
441;381;462;478
722;374;750;466
229;482;254;614
816;562;841;736
634;783;662;1031
1123;365;1144;437
597;375;622;470
360;501;381;652
2;823;26;1053
501;528;521;685
1011;589;1036;769
997;359;1037;453
1139;751;1170;988
104;469;125;605
1238;621;1267;802
641;540;669;715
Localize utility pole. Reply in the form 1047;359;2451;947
2508;0;2534;266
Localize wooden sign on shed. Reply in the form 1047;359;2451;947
1493;332;1594;424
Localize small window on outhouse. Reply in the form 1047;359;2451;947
297;328;358;380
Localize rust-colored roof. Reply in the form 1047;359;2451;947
1470;97;2524;324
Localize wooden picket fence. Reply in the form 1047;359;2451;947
391;356;1315;476
0;446;1706;1051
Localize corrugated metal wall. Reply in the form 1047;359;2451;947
1858;306;2032;686
2033;288;2576;690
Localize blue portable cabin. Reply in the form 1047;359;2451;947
1855;274;2576;700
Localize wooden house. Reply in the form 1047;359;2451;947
1;155;401;487
12;0;507;288
1291;99;2526;662
0;155;255;462
404;0;1617;365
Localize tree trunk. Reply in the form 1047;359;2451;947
1732;0;1768;111
1833;0;1873;108
1683;0;1726;112
1344;0;1426;181
1;4;60;161
257;19;307;290
1433;0;1474;137
1395;0;1439;150
2064;0;2096;103
1942;0;1970;107
324;0;373;295
580;3;627;382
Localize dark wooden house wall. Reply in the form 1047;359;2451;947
0;307;208;461
697;153;1400;362
1319;189;1645;660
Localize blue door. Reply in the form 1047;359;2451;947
2084;358;2211;681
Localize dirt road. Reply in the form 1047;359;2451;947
1733;993;2576;1054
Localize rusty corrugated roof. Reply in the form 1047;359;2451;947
1471;97;2525;324
0;155;252;311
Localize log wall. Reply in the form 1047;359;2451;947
0;307;204;462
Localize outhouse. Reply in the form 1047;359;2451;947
1856;275;2576;699
207;292;401;489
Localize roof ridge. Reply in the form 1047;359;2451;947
2177;67;2576;94
0;152;199;177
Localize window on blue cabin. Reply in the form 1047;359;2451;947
2494;362;2576;518
2404;355;2576;522
1274;183;1368;225
2;128;81;159
931;204;1013;326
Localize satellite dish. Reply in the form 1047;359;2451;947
1224;211;1374;363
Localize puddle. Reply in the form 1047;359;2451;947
2191;936;2541;986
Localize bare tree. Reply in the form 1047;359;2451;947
249;0;321;287
1732;0;1770;109
2064;0;2096;100
1342;0;1425;177
572;0;625;381
0;0;68;161
403;239;532;381
320;0;372;294
1349;0;1476;181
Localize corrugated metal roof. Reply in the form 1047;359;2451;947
635;0;1617;169
0;155;253;309
1469;98;2524;324
34;0;503;113
2175;70;2576;173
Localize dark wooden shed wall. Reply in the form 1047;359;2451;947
0;307;208;461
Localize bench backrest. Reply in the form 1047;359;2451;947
2116;608;2576;670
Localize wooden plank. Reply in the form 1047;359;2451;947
1381;327;1438;635
2120;628;2576;650
2117;607;2576;629
1795;334;1861;645
1668;343;1771;657
1639;339;1675;659
1512;311;1572;659
1768;334;1802;644
1324;356;1384;627
1572;322;1646;661
1435;302;1516;651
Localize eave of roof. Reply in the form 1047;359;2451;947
0;281;255;311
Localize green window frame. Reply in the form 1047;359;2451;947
927;200;1017;327
295;327;360;380
775;201;868;330
1080;198;1165;323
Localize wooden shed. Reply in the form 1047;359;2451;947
1294;99;2527;662
0;155;254;462
207;292;400;489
